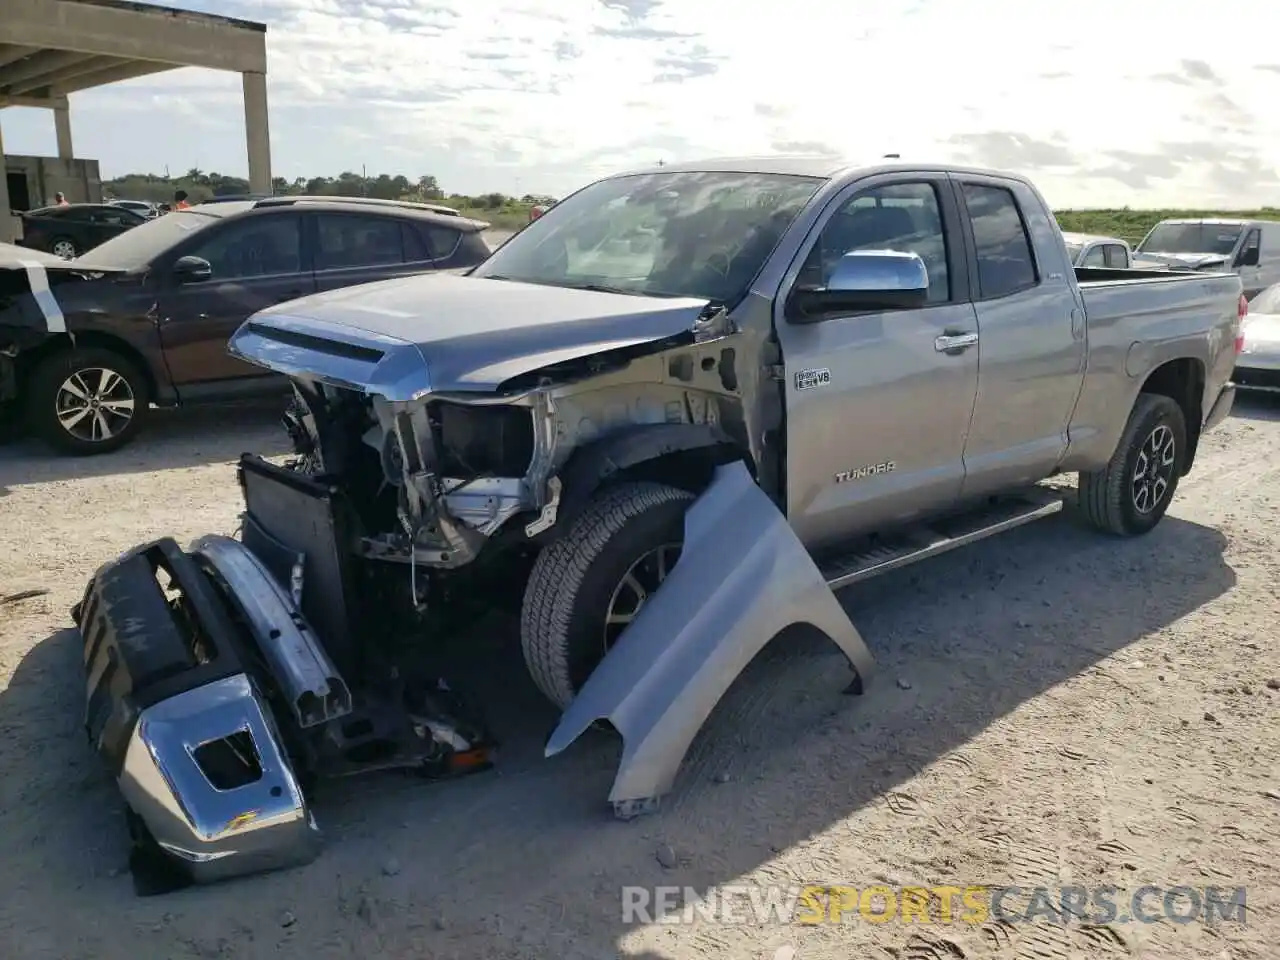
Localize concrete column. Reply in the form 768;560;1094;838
54;105;73;159
242;71;272;195
0;119;15;244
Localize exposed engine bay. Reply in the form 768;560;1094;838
277;308;748;587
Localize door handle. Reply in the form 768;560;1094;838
274;290;304;303
934;332;979;353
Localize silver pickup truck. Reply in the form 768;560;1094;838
70;158;1243;891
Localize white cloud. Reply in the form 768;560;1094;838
1;0;1278;206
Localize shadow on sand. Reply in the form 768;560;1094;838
0;398;293;496
1229;391;1280;422
0;508;1234;958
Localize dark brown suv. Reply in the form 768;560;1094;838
0;196;492;454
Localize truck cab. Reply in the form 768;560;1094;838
1061;231;1133;269
1136;218;1280;297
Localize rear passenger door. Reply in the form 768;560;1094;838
953;176;1087;498
85;206;143;247
310;212;437;294
774;175;980;549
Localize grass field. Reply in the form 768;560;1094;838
1054;208;1280;245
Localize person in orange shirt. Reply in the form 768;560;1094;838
54;192;69;206
173;189;191;210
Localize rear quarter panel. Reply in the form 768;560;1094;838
1059;273;1241;471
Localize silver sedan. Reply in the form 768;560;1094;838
1236;283;1280;393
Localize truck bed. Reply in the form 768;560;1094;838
1074;266;1242;334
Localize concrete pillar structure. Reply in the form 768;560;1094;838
242;71;271;195
3;0;271;208
54;104;72;159
0;118;14;243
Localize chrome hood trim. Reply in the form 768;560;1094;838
227;273;712;400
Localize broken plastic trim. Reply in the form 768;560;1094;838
545;461;875;816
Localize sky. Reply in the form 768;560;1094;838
2;0;1279;207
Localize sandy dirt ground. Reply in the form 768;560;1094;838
1;395;1278;960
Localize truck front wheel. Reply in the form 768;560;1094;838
1078;393;1186;536
520;481;694;709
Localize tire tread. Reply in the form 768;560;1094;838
520;481;694;709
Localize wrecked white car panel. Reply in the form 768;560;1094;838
546;462;874;815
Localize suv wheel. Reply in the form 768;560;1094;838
49;237;78;259
1078;393;1186;536
520;481;694;709
26;347;150;455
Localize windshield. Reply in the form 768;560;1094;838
81;210;222;268
470;170;824;303
1138;223;1242;257
1062;240;1083;262
1248;283;1280;315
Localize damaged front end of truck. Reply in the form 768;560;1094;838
72;264;873;893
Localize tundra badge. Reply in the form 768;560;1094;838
835;462;896;483
794;368;831;391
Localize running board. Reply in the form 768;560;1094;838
820;487;1065;590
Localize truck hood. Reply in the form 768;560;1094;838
1135;251;1230;271
227;273;714;401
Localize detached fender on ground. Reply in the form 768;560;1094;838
545;460;875;816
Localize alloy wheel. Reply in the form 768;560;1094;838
1131;424;1176;514
55;367;136;444
602;542;682;652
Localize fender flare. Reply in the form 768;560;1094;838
556;421;745;522
544;460;875;816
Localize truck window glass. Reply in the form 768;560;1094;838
1138;223;1242;256
469;170;823;305
1081;245;1107;268
84;209;225;269
420;224;460;260
797;181;950;303
316;214;405;270
187;216;302;280
961;183;1038;298
1103;244;1128;268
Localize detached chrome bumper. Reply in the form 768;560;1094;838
75;538;321;887
119;674;320;882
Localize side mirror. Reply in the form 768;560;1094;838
173;255;212;283
790;249;929;322
1236;247;1260;268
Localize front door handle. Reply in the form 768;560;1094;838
934;332;979;353
274;290;304;303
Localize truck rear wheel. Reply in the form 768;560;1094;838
1077;393;1186;536
520;481;694;710
25;346;151;455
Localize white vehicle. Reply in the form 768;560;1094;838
1061;231;1134;269
107;198;158;219
1136;218;1280;297
1235;283;1280;394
